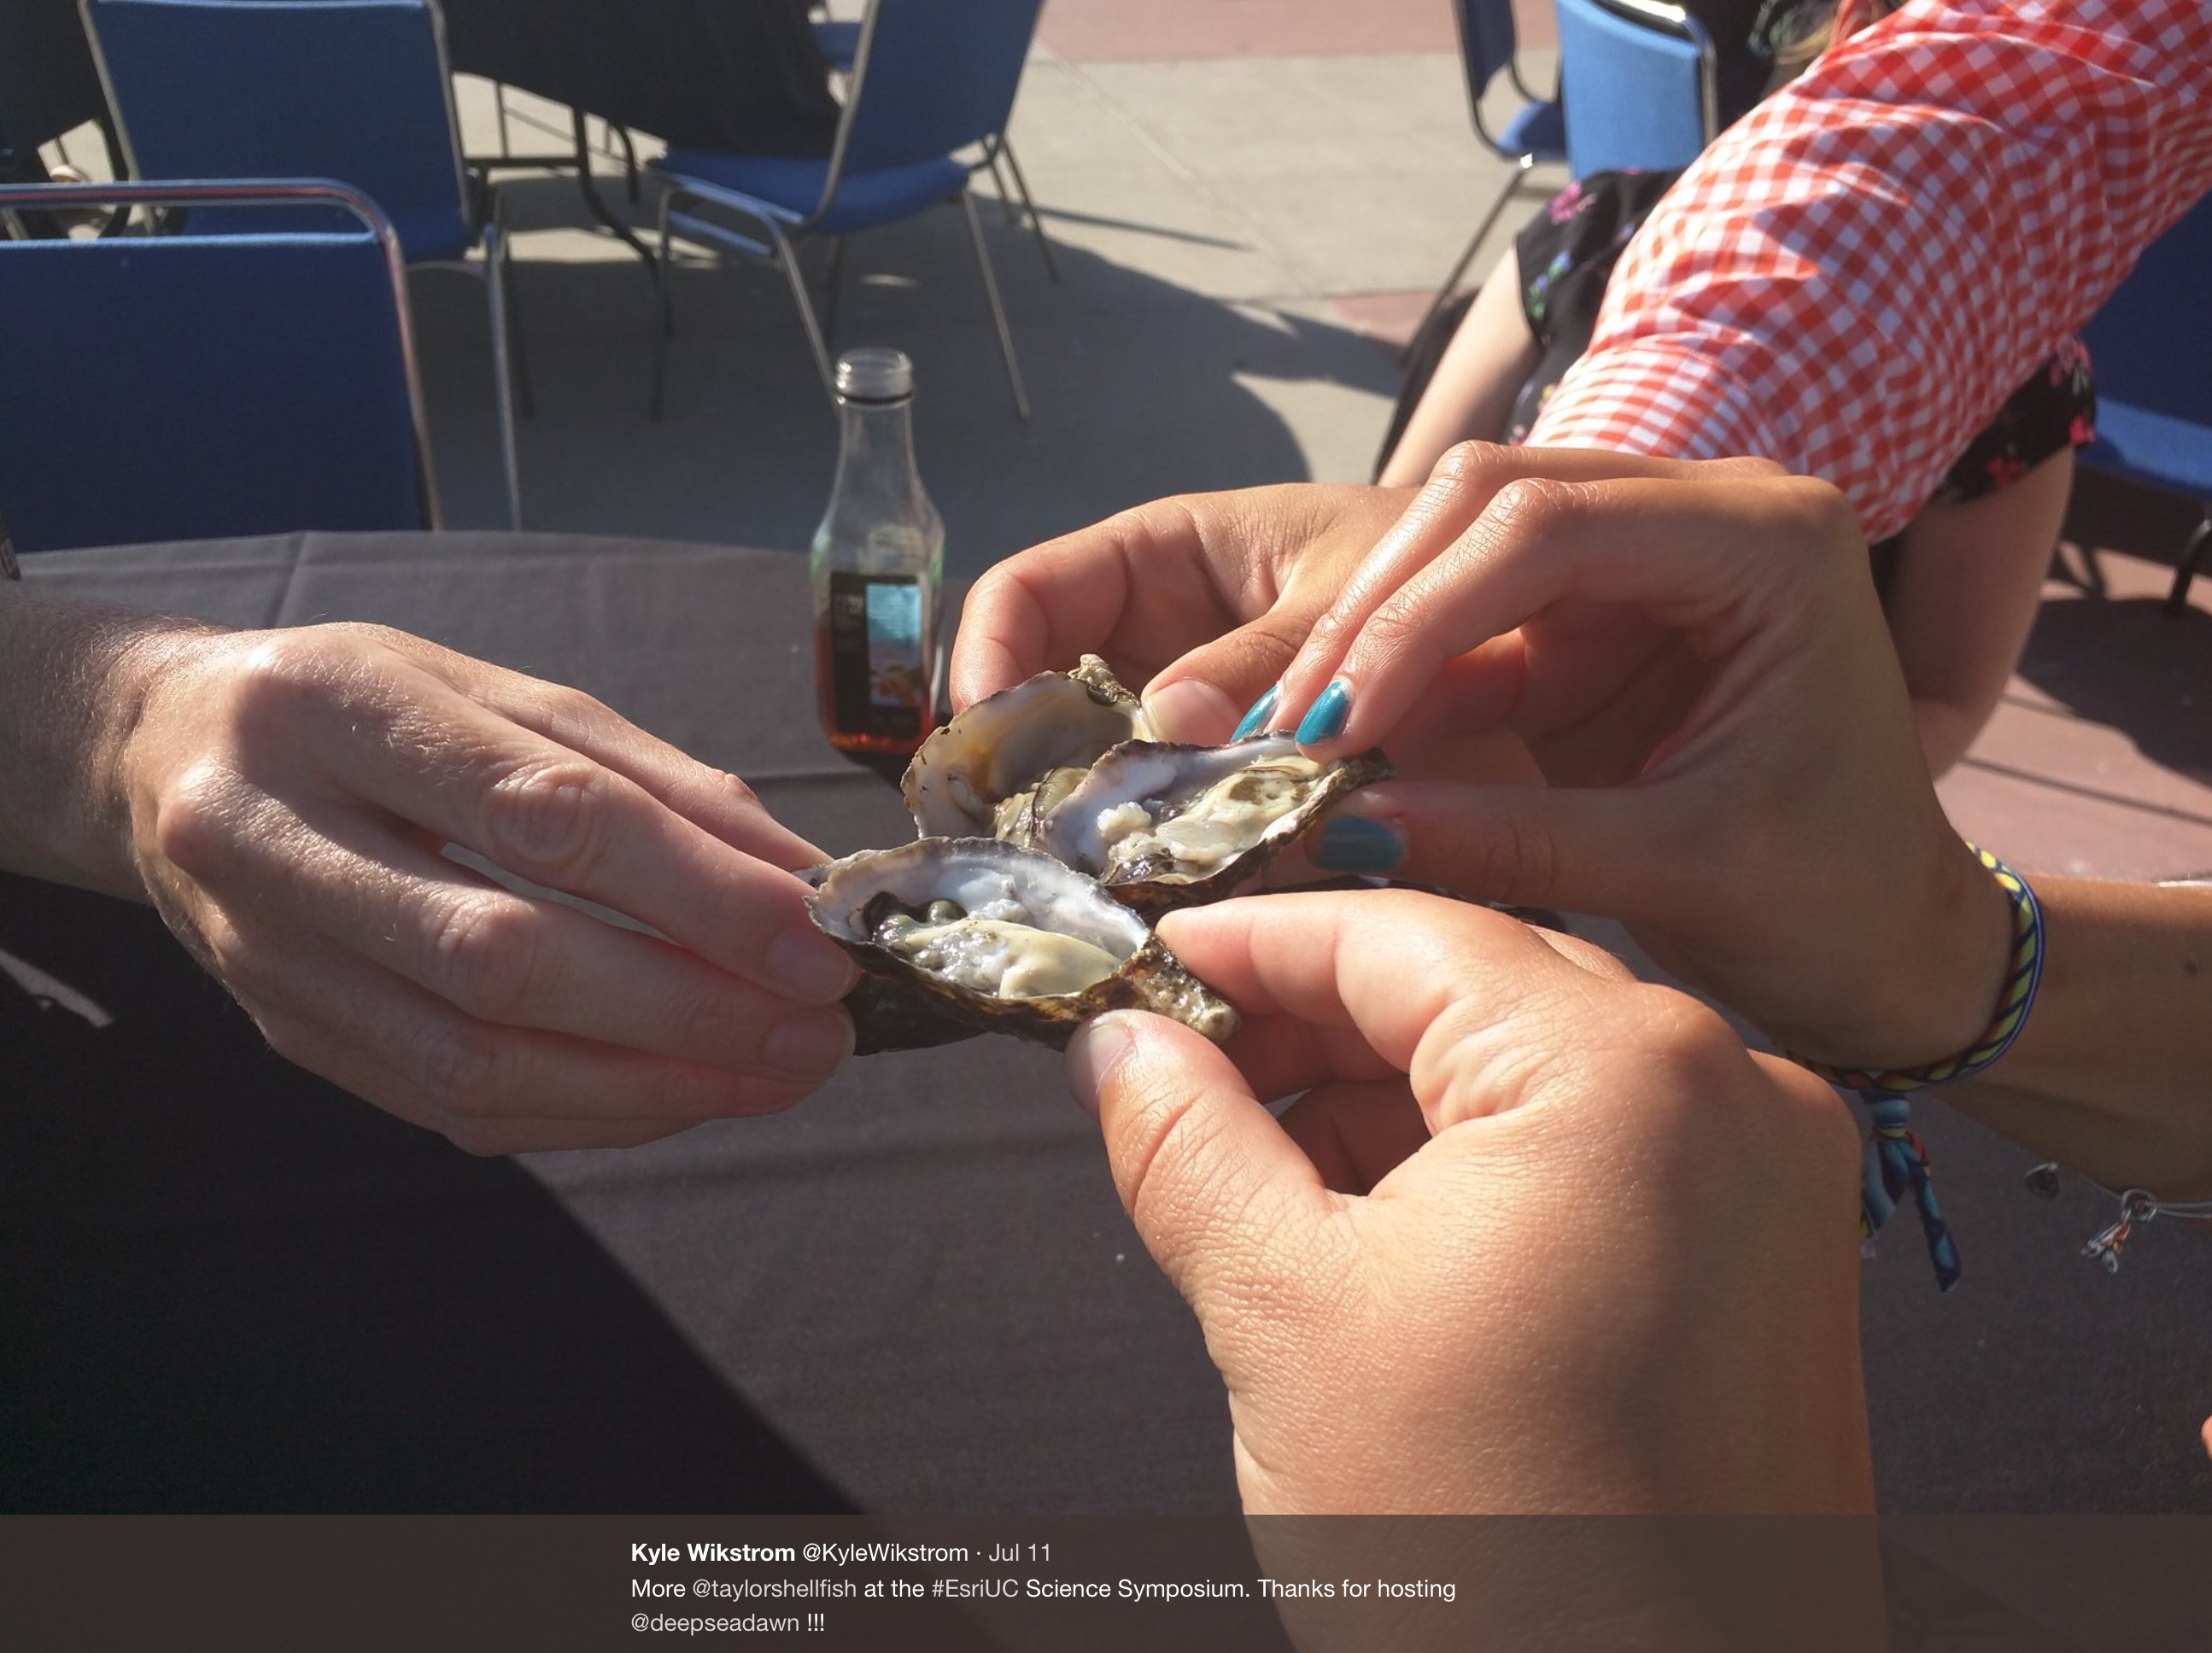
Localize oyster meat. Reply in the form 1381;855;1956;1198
1039;735;1392;915
807;838;1238;1053
902;654;1153;846
899;657;1392;914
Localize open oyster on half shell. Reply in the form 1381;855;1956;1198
807;838;1239;1054
902;655;1153;849
901;657;1391;915
1037;733;1391;916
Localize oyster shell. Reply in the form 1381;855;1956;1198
902;655;1153;845
807;838;1239;1053
1039;735;1392;916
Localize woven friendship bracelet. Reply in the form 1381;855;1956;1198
1788;845;2046;1293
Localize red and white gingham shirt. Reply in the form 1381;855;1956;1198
1526;0;2212;540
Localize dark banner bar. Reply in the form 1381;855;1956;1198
5;1516;2210;1650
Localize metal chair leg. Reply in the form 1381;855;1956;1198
765;218;838;402
483;221;524;529
611;121;641;205
489;189;535;420
987;149;1018;225
959;190;1029;420
2168;515;2211;616
650;191;677;420
1401;156;1530;364
821;234;845;348
998;139;1059;283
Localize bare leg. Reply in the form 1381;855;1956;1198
1883;449;2074;776
1378;246;1542;488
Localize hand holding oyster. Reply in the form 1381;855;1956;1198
806;657;1390;1052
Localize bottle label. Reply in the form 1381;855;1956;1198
826;571;928;738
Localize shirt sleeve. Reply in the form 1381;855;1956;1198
1525;0;2212;540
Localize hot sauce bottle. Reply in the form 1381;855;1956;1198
811;348;944;756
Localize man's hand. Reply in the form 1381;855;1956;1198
1066;891;1873;1515
25;610;860;1154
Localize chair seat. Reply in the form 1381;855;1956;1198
655;149;967;235
1499;98;1566;162
2081;399;2212;502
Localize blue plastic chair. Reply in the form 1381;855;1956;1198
652;0;1045;419
1554;0;1718;179
1407;0;1569;353
0;180;436;555
80;0;524;524
2078;196;2212;616
811;9;1056;282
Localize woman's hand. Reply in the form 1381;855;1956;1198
1067;890;1873;1515
64;616;859;1154
951;482;1417;740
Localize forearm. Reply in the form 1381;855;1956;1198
0;582;217;897
1949;878;2212;1199
1529;0;2212;540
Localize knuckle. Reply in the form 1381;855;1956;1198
664;985;745;1069
1460;805;1561;905
1349;597;1430;668
1484;474;1582;540
479;756;621;881
426;895;545;1022
407;1018;511;1117
1778;475;1861;543
151;760;247;876
227;631;343;718
1428;439;1513;496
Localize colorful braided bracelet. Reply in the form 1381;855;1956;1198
1788;844;2045;1293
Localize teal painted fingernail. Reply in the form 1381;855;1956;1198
1231;685;1279;742
1294;680;1351;745
1311;816;1404;875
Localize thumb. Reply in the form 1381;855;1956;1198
1312;779;1682;922
1067;1010;1325;1315
1142;615;1320;743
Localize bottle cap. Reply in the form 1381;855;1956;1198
834;347;914;403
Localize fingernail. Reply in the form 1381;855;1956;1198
1310;815;1406;875
1065;1013;1138;1119
765;1008;856;1077
1230;685;1280;742
1145;679;1241;745
1294;679;1351;745
768;929;862;1002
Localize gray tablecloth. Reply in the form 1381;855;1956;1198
4;531;1232;1513
6;530;2211;1521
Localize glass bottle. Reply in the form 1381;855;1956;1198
811;347;945;756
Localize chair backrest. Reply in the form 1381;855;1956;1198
0;180;436;554
1554;0;1716;178
81;0;471;261
0;0;111;164
2080;195;2212;432
832;0;1044;178
1454;0;1520;105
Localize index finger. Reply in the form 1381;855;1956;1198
1264;447;1778;743
230;640;859;1003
